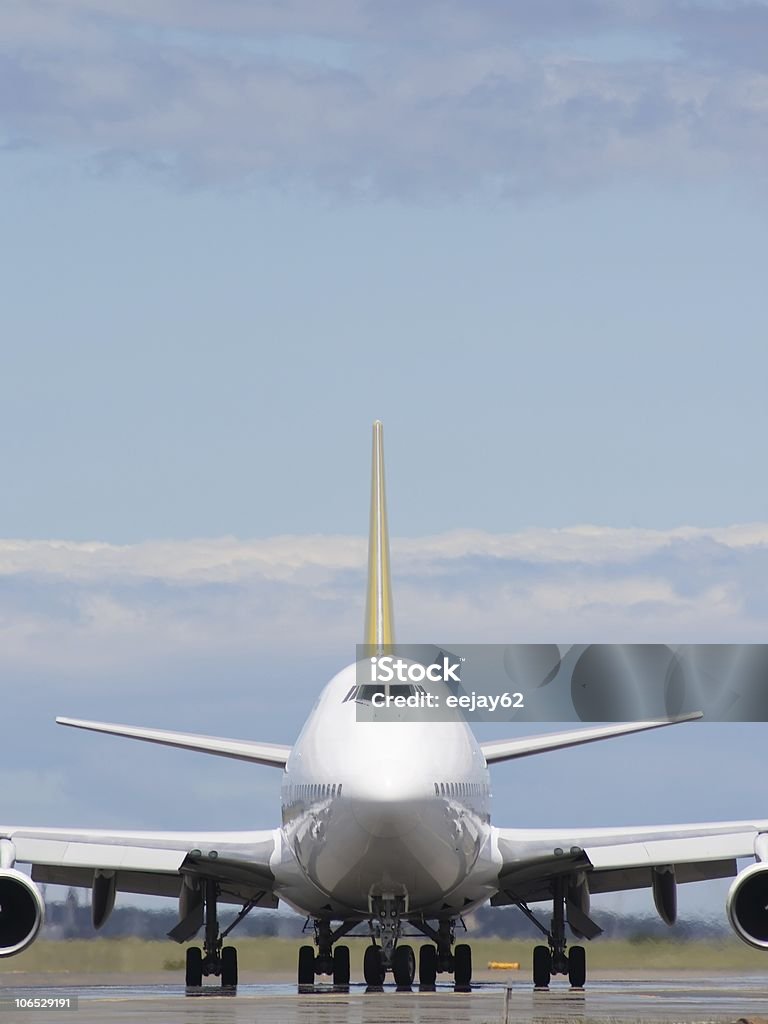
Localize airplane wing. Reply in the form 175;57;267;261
480;713;702;765
492;819;768;919
56;717;291;768
0;824;281;938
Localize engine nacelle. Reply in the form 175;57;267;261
727;863;768;950
0;869;45;957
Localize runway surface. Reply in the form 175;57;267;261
1;976;768;1023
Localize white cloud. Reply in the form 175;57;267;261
2;521;767;579
0;524;766;677
1;1;767;196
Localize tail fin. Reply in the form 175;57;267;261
364;420;395;648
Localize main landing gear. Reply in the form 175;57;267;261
296;910;473;990
518;877;592;990
298;918;356;986
184;880;239;991
360;942;421;987
411;918;472;989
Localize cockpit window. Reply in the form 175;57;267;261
358;683;413;701
342;683;420;703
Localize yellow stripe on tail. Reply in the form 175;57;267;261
364;420;395;648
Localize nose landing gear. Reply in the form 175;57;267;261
363;894;406;987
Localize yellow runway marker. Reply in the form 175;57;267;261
487;961;520;970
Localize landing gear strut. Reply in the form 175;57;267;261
297;918;355;987
519;877;587;990
184;880;238;990
362;895;405;987
412;918;473;989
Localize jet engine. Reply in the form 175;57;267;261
726;863;768;950
0;868;45;957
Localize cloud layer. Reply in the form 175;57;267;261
2;523;768;680
2;1;767;195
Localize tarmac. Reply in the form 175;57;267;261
1;973;767;1023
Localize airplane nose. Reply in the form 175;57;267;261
346;758;429;838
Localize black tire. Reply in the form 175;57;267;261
418;944;437;986
298;945;315;986
568;945;586;988
363;944;385;986
185;946;203;988
454;943;472;987
221;946;238;988
392;945;416;987
333;945;350;985
533;944;551;989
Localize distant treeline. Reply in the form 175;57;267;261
467;904;728;941
41;891;729;942
41;893;303;941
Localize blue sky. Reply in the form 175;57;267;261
2;1;768;539
2;1;768;919
2;176;768;538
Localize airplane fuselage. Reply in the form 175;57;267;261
276;663;501;919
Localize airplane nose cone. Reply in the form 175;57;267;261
347;758;428;838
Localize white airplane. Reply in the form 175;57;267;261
2;421;768;992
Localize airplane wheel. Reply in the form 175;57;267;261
533;944;551;988
333;945;350;985
454;943;472;987
393;945;415;987
363;945;385;986
298;944;316;986
568;945;586;988
418;944;437;986
185;946;203;987
221;946;238;988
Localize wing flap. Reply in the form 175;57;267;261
491;859;737;905
589;858;737;895
14;837;184;873
30;864;278;907
32;864;183;899
586;832;756;870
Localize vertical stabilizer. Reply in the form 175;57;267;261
364;420;395;648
